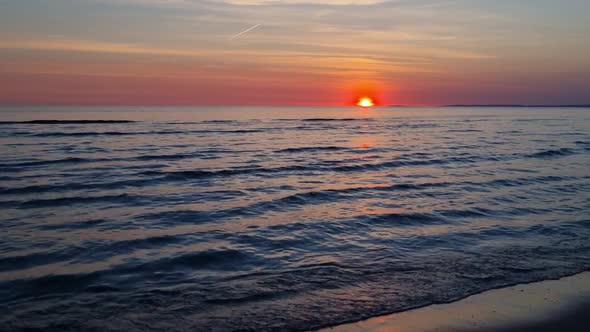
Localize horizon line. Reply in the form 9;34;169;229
1;104;590;108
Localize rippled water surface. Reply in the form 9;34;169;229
1;106;589;331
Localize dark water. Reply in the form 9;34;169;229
1;106;589;331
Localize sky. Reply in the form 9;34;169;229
0;0;589;106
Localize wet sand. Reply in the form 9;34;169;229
318;271;590;332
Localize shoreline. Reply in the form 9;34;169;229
317;271;590;332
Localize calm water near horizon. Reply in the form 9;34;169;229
1;106;589;331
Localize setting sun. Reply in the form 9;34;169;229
357;97;375;108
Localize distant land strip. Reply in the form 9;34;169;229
441;104;590;108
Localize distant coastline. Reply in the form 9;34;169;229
442;104;590;108
385;104;590;108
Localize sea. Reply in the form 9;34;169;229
1;106;589;331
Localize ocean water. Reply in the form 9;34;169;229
1;106;589;331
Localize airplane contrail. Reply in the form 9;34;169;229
230;24;262;40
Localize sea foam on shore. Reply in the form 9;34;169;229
320;272;590;332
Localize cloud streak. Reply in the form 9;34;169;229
96;0;389;6
230;24;262;39
218;0;387;4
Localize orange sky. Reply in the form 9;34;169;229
0;0;589;106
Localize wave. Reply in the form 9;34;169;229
75;150;576;183
139;249;253;272
201;120;238;124
18;129;268;138
31;131;183;137
446;129;483;133
0;120;134;124
0;150;241;169
133;175;577;227
0;248;255;304
0;178;153;195
5;210;576;295
2;193;141;209
203;290;294;305
300;118;372;122
0;233;189;274
163;120;240;124
2;161;581;200
276;146;350;153
0;251;67;273
137;156;481;181
38;218;110;231
0;178;243;196
527;148;575;158
1;157;97;168
385;123;441;129
358;212;444;227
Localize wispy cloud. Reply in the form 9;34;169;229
0;39;205;57
218;0;387;4
230;24;262;39
93;0;389;6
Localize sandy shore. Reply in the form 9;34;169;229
318;271;590;332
